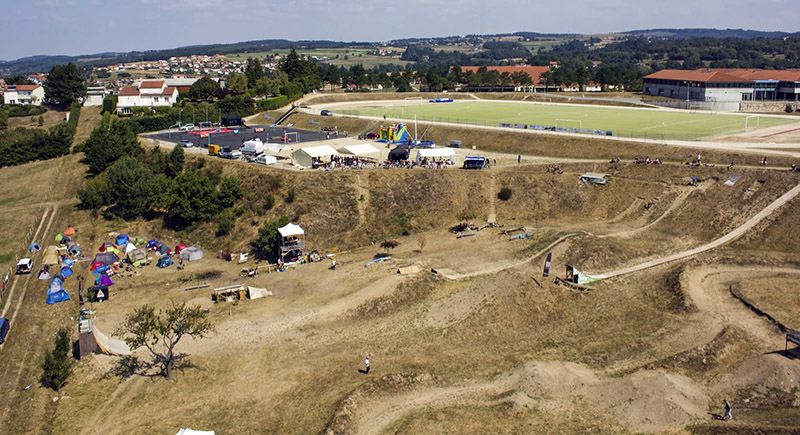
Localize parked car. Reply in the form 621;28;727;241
448;140;463;148
15;258;32;275
0;317;9;344
241;138;265;156
254;154;277;165
358;132;379;140
320;110;333;116
179;124;195;132
178;139;194;148
218;146;242;160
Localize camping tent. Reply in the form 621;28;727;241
128;248;148;267
179;247;204;261
68;244;81;256
60;265;73;278
291;145;339;168
91;285;109;302
29;243;41;253
147;239;159;250
38;268;51;280
337;143;382;161
91;265;110;275
63;226;76;236
42;246;60;265
54;233;64;243
388;146;410;162
157;255;173;268
60;235;72;246
156;244;169;255
123;243;137;254
115;234;129;246
278;223;304;238
133;236;146;246
93;252;119;266
98;242;115;253
95;274;114;287
415;148;456;165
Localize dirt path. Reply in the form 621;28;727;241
487;172;496;223
598;187;692;239
591;181;800;280
72;106;102;149
353;174;370;227
0;207;50;320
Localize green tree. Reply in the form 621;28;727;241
107;156;152;219
188;76;220;102
216;175;243;209
0;111;8;129
245;57;264;86
254;215;289;258
168;170;219;228
43;63;87;107
147;174;173;211
83;118;141;174
118;302;213;380
225;72;248;96
147;145;167;174
281;49;302;81
37;115;44;127
41;328;73;390
166;144;184;177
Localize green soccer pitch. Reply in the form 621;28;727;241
339;100;795;141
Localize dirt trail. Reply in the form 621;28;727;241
72;106;102;148
487;172;496;222
353;173;370;227
353;361;708;435
591;181;800;280
598;187;692;239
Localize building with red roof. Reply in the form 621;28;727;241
643;69;800;102
116;80;179;114
3;84;45;105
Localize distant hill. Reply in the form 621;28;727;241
624;28;790;39
0;39;373;76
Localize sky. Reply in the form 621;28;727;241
1;0;798;61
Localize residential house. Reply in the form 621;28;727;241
83;86;108;106
116;80;178;114
3;84;45;105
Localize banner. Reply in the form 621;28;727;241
543;253;552;277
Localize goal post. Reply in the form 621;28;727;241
555;119;582;129
745;115;760;130
404;96;423;106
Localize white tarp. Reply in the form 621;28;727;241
291;145;339;168
263;142;286;154
92;320;132;356
247;286;273;299
415;148;456;163
176;430;215;435
278;223;304;238
338;143;381;158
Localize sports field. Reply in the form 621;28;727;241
339;100;795;141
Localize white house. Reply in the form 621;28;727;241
3;84;45;105
83;86;108;106
116;80;178;114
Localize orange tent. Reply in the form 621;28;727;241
64;227;76;236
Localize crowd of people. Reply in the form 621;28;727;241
634;157;663;165
547;163;563;173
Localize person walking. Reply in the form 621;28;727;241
517;155;521;164
723;399;732;421
331;257;336;270
365;355;370;374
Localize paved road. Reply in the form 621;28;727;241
590;181;800;280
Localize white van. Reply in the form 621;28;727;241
241;138;266;156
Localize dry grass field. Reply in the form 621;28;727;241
1;95;799;434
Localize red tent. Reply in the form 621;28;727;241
175;244;187;254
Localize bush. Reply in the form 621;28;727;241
787;104;795;113
285;186;296;204
263;193;275;211
497;187;513;201
258;95;289;111
254;215;290;258
41;328;73;390
216;209;235;236
103;95;118;114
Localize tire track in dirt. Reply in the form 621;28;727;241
353;174;370;228
0;207;50;320
591;182;800;280
598;187;692;239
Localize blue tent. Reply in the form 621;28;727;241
157;255;173;268
92;265;110;275
49;277;64;294
60;266;73;278
147;239;159;250
29;243;41;252
115;234;130;246
46;290;70;304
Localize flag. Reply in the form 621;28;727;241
542;253;552;277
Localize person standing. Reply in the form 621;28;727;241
697;153;701;165
723;399;732;420
331;257;336;270
365;355;370;374
517;155;521;164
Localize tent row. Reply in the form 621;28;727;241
291;143;383;168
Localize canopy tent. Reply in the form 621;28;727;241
29;243;41;253
415;148;456;164
115;234;129;246
388;146;410;162
278;223;304;238
128;248;148;267
291;145;338;168
179;247;204;261
93;252;119;266
337;143;381;160
42;245;60;265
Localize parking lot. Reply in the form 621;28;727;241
144;124;332;151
